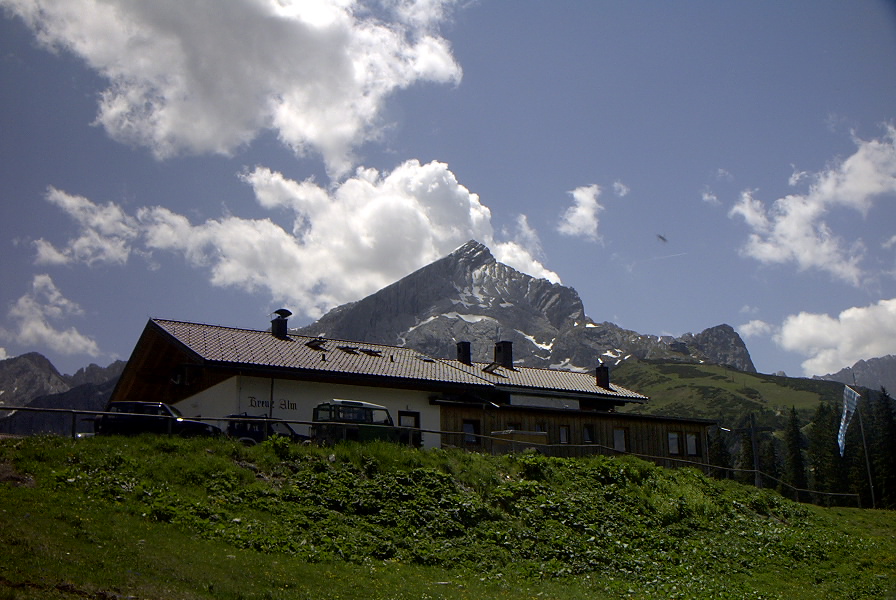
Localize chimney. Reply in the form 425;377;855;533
596;362;610;389
494;340;514;369
271;308;292;339
456;341;472;365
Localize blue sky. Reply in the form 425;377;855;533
1;0;895;378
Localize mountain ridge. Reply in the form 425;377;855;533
297;240;757;373
818;354;896;394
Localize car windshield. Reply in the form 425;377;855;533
168;404;184;417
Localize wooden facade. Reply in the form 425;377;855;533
438;402;712;466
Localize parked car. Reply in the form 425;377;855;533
94;401;221;437
224;413;309;445
310;399;420;446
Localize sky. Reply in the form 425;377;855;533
1;0;895;379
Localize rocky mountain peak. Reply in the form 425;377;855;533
0;352;70;409
297;241;755;372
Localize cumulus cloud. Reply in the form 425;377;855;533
2;0;461;177
557;184;603;241
495;215;560;284
40;160;558;318
0;347;8;361
775;298;896;375
4;275;100;357
729;124;896;286
737;319;774;338
34;187;138;266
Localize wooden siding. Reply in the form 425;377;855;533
439;404;710;467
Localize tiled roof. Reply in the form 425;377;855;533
152;319;647;402
153;319;491;387
443;360;648;401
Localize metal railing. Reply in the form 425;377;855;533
0;406;864;507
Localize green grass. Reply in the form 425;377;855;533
2;435;895;599
612;359;843;428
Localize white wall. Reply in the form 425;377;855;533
176;375;442;448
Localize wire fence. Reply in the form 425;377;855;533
0;405;863;508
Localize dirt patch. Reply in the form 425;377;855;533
0;461;34;487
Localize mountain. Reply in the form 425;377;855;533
0;379;119;437
819;355;896;394
0;354;125;435
297;240;756;372
0;352;70;409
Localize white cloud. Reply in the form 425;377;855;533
4;275;100;357
557;184;603;241
34;187;138;266
737;319;774;338
775;298;896;375
701;187;720;206
495;215;560;284
729;124;896;286
716;168;733;182
788;166;810;187
42;160;557;318
2;0;461;177
0;347;8;361
612;181;630;197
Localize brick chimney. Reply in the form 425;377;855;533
271;308;292;339
494;340;514;369
596;362;610;389
457;341;472;365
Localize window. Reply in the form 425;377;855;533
398;411;420;429
559;425;570;444
534;423;546;433
613;428;628;452
583;424;595;444
506;422;521;431
462;419;480;445
686;432;700;456
668;432;682;455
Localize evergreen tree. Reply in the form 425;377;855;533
844;392;875;508
806;399;845;505
735;430;755;486
758;436;780;491
871;388;896;508
707;427;732;479
783;406;807;502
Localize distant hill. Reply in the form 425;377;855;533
611;358;845;432
297;240;756;373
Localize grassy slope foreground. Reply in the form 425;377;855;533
1;436;895;600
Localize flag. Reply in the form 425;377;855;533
838;385;861;456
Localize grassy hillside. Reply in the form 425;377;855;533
612;359;843;430
2;435;895;599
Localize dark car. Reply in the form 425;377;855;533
95;401;221;437
225;413;309;445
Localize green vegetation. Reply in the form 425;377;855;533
614;361;896;509
2;435;896;599
613;360;841;427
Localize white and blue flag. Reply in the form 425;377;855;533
837;385;861;456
